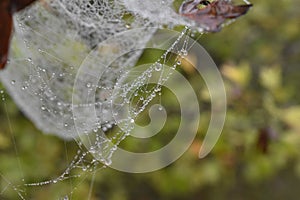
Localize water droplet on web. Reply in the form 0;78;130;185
86;83;92;88
0;0;206;192
89;146;96;154
181;49;188;56
104;159;112;166
154;87;161;92
155;63;162;71
61;195;69;200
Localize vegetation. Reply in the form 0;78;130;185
0;0;299;199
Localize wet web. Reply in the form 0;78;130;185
0;30;193;200
0;0;250;199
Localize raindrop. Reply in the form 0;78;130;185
41;105;46;111
181;49;188;56
155;63;163;71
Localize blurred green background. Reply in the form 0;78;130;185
1;0;300;199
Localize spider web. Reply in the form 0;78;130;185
0;0;249;199
0;0;193;198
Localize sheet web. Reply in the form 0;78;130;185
0;0;248;199
0;0;195;198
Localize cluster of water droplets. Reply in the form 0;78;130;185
85;27;192;166
0;0;198;140
0;1;250;200
16;30;192;196
0;0;198;192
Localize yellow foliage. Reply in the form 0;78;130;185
260;65;282;91
281;106;300;131
221;62;251;87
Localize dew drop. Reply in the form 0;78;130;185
41;105;46;111
62;195;69;200
181;49;188;56
154;87;161;92
105;159;112;166
155;63;162;71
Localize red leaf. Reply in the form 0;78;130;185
0;0;37;69
179;0;253;32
